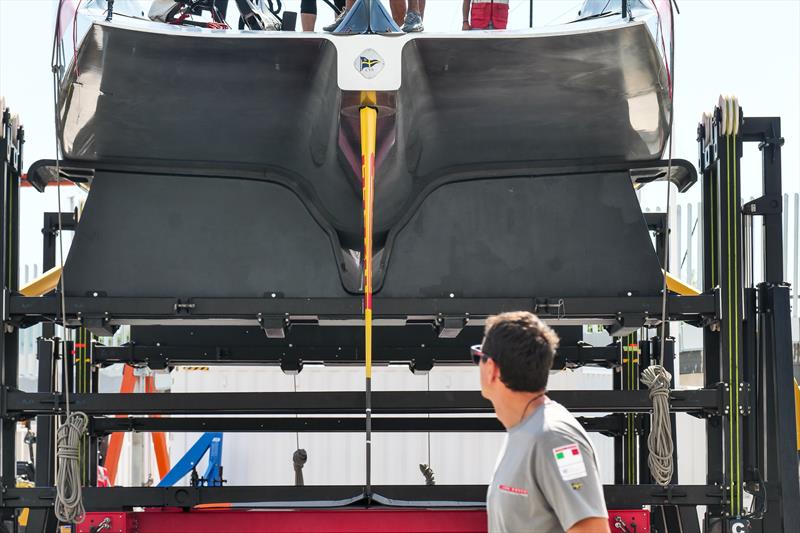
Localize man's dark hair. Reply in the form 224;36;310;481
482;311;559;392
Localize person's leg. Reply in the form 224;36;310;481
301;13;316;30
323;0;353;31
419;0;426;17
390;0;406;26
407;0;420;14
300;0;316;31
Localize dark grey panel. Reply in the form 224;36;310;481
400;22;670;179
60;26;361;239
378;172;662;298
63;172;350;297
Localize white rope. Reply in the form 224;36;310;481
641;366;673;486
54;411;88;523
52;2;88;523
641;0;676;489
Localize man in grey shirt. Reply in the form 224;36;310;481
473;311;609;533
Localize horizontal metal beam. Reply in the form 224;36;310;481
1;484;724;510
92;343;621;369
6;389;722;416
92;416;503;434
9;294;715;327
89;414;624;435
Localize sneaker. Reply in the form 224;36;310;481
323;8;348;32
401;10;424;33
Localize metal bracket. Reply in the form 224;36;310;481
409;355;434;375
712;382;730;417
259;316;287;339
279;356;303;375
738;382;751;416
436;316;466;339
757;136;784;151
533;298;565;319
82;317;119;338
742;195;781;215
605;314;645;337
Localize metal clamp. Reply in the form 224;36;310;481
757;136;784;151
743;195;781;215
713;382;730;417
738;382;752;416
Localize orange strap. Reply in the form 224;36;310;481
105;364;137;485
145;375;171;479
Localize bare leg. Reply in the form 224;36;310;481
390;0;405;25
419;0;426;17
301;13;316;31
407;0;421;14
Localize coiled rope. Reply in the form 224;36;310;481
641;366;673;486
54;411;88;523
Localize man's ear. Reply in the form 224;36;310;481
487;358;501;384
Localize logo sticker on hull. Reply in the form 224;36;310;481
356;49;384;79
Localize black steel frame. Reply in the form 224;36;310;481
1;111;798;533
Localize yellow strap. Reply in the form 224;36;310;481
663;270;701;296
19;265;61;297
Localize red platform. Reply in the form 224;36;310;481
79;508;649;532
77;509;488;533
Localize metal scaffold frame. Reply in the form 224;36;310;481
1;99;798;532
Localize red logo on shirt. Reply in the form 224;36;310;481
498;484;528;496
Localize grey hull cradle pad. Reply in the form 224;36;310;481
63;170;662;299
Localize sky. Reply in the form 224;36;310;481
0;0;798;273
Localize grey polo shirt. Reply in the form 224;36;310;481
487;399;607;532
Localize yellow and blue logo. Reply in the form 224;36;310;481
355;49;384;79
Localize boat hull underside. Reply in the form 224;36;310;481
59;22;670;245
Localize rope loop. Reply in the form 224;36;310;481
641;365;674;486
55;411;88;523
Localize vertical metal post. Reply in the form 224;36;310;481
759;285;800;530
26;339;59;531
687;202;693;285
0;110;21;523
621;332;639;485
529;0;533;28
740;288;759;496
794;193;799;317
638;339;652;485
742;118;783;284
612;346;624;485
699;114;724;521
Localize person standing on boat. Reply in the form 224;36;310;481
462;0;509;30
324;0;424;32
390;0;425;32
301;0;346;31
474;312;610;533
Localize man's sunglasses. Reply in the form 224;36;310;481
470;344;492;365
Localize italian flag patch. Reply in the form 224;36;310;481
553;443;587;481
